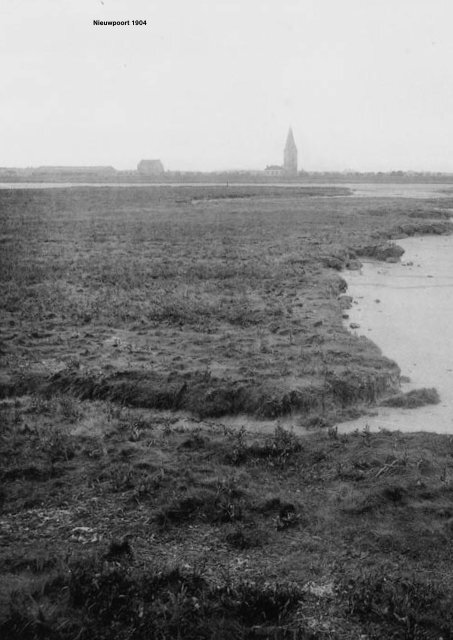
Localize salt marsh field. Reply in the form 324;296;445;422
2;183;453;638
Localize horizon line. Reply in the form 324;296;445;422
1;165;453;176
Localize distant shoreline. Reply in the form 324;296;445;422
0;182;453;202
2;174;453;185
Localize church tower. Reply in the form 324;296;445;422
283;127;298;176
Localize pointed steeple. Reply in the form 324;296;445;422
285;127;296;149
283;127;298;176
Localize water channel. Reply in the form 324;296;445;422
340;233;453;433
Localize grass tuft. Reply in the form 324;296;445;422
381;387;440;408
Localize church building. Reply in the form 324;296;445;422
264;128;298;176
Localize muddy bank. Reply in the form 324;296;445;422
341;232;453;433
0;359;399;423
321;220;453;271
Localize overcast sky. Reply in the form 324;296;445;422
1;0;452;172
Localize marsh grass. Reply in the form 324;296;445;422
381;387;440;408
225;425;302;466
2;399;453;636
2;187;453;636
155;480;246;527
3;186;447;421
1;557;305;640
343;570;453;637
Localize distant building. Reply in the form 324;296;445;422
137;159;165;175
283;127;298;176
264;165;284;176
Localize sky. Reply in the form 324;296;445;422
1;0;453;172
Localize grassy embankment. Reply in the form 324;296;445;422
1;185;453;637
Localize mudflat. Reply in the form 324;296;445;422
2;184;453;638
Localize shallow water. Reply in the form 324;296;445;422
340;233;453;433
0;181;452;198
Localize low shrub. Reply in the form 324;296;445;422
0;559;304;640
344;570;453;637
225;426;302;467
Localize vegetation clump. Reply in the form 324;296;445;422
381;387;440;408
356;242;405;261
344;570;453;638
1;559;305;640
225;425;302;466
155;479;246;527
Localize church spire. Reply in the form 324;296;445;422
283;127;298;176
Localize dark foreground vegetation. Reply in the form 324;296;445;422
2;398;453;638
1;184;453;637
